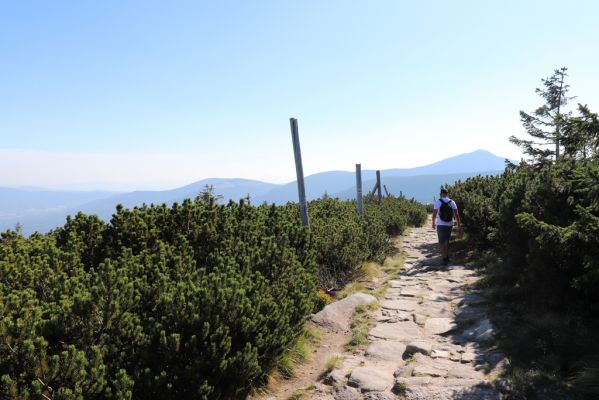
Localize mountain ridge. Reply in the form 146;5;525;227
0;149;512;234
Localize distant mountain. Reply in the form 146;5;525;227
73;178;279;221
0;187;119;215
0;188;120;234
0;150;511;235
332;171;503;204
0;179;279;235
253;170;378;204
254;149;510;204
381;149;509;176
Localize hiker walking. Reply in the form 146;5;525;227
432;188;462;266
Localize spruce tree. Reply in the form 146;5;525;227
510;67;573;163
562;104;599;160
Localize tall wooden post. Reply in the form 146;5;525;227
356;163;363;214
383;184;390;197
376;170;382;204
290;118;309;227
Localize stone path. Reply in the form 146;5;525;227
311;225;507;400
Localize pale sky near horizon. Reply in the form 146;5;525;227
1;1;598;191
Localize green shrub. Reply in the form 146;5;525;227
0;194;426;399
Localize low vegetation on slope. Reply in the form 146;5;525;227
448;68;599;399
0;191;426;400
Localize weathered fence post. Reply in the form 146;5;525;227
376;170;382;204
383;184;390;197
356;163;363;214
290;118;310;227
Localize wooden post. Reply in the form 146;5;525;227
376;170;382;204
367;182;378;203
290;118;309;227
356;163;363;214
383;184;390;197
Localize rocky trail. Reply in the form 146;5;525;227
261;224;508;399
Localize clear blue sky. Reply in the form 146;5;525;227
1;1;598;190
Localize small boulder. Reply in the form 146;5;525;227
312;292;377;331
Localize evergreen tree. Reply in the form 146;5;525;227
510;67;573;163
562;104;599;160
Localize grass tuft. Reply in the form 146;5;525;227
345;303;377;352
323;355;343;375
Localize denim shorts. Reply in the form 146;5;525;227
437;225;453;243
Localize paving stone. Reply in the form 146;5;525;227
365;341;407;362
426;293;451;302
388;280;403;288
400;287;422;297
404;386;500;400
396;377;489;387
417;304;453;318
424;318;457;335
362;392;396;400
384;311;413;321
412;313;427;325
461;352;476;363
380;299;418;311
324;368;347;386
454;306;487;324
348;367;393;392
412;364;447;377
461;319;495;343
405;340;433;356
332;386;360;400
368;321;423;341
430;349;450;359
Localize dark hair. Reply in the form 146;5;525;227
440;188;448;195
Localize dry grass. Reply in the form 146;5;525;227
345;302;378;352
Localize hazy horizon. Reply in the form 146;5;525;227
1;148;507;192
2;1;598;191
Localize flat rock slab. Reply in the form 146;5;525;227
405;340;433;356
380;299;419;311
363;392;396;400
312;292;377;331
461;319;495;343
426;293;451;302
413;313;427;325
365;341;407;362
408;354;484;380
454;306;487;324
332;386;360;400
400;287;422;297
412;364;447;378
417;304;453;318
368;321;423;341
424;318;457;335
348;367;393;392
404;386;500;400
